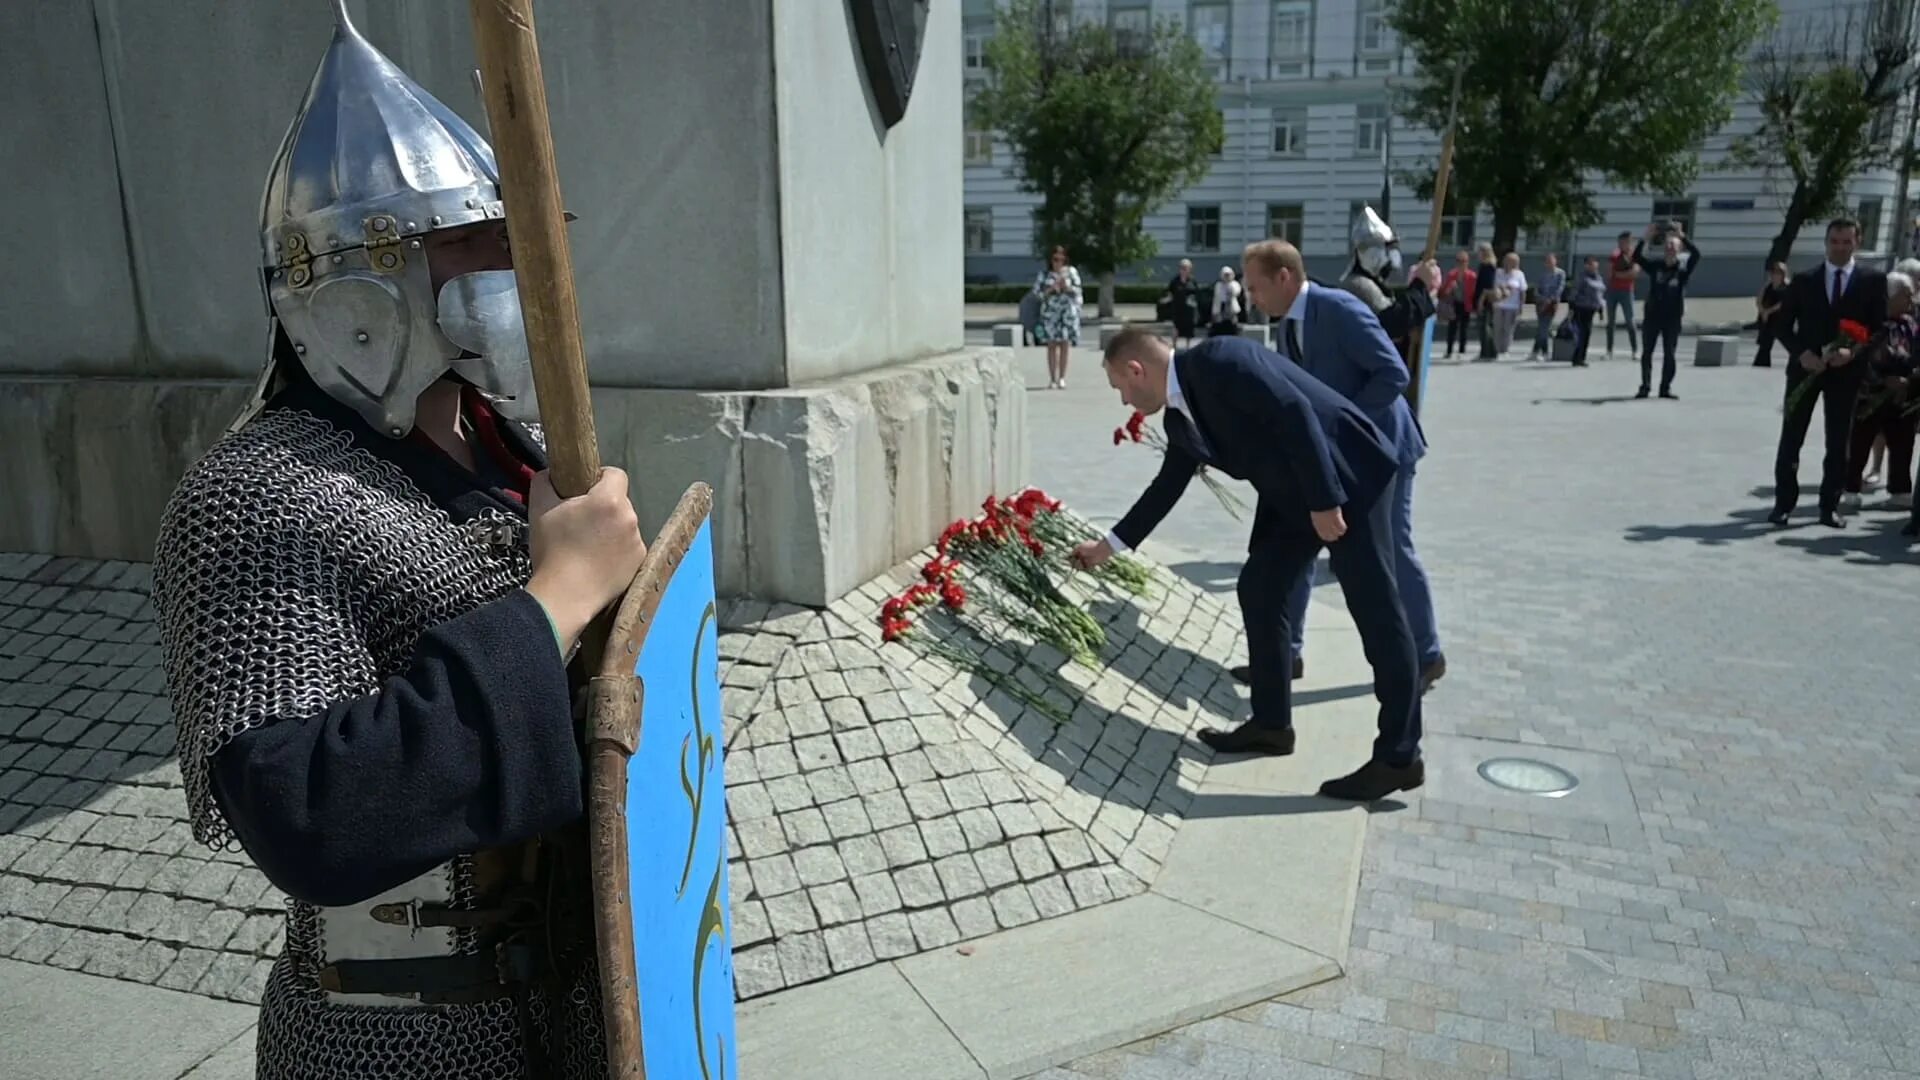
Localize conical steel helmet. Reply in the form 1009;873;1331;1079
260;0;502;269
253;0;538;438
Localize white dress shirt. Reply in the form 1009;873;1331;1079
1106;359;1191;555
1825;259;1855;303
1278;280;1311;361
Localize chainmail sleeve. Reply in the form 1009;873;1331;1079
152;413;387;852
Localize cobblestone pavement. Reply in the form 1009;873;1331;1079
0;496;1246;1010
1020;342;1920;1079
0;558;284;1002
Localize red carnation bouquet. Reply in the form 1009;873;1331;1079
1113;410;1250;520
874;488;1155;722
1785;318;1872;416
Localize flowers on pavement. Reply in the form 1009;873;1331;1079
875;488;1155;723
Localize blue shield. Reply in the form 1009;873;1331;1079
624;518;736;1079
1413;313;1436;415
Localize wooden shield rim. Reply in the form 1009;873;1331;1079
586;480;716;1078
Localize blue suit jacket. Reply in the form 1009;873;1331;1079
1112;336;1399;550
1279;284;1426;466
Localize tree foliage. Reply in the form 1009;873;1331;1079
1391;0;1775;254
970;0;1224;314
1727;4;1920;265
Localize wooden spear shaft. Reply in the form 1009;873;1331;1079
469;0;600;499
1421;62;1465;265
467;3;645;1076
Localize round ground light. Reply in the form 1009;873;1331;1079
1476;757;1579;798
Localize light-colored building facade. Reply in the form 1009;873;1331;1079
961;0;1912;296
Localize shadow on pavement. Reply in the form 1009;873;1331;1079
1623;506;1784;545
1181;791;1351;820
1777;517;1919;566
1529;394;1653;406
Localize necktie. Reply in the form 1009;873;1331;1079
1832;267;1845;306
1285;318;1304;366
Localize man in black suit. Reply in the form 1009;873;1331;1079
1769;217;1889;528
1070;327;1423;802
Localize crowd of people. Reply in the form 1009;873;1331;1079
1434;223;1702;398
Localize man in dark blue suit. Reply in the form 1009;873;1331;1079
1241;239;1446;694
1069;326;1425;802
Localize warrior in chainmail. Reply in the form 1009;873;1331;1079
1341;206;1439;367
149;5;645;1077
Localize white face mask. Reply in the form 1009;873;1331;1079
436;270;540;420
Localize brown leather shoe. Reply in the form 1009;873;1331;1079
1319;759;1424;801
1229;656;1304;685
1196;722;1295;756
1419;655;1447;695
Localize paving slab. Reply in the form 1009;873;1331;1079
736;962;984;1080
178;1030;256;1079
896;893;1338;1080
1152;790;1367;965
0;957;255;1080
1420;731;1642;830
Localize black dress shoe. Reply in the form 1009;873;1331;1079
1635;386;1651;399
1819;510;1847;529
1767;508;1791;526
1228;656;1304;685
1319;759;1424;802
1419;656;1447;695
1659;389;1678;400
1196;722;1295;756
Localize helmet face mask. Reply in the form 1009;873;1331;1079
1350;205;1398;279
252;3;540;436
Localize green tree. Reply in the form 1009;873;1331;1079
971;0;1223;316
1390;0;1775;254
1727;4;1920;266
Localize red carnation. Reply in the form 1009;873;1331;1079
1112;427;1125;445
1124;411;1147;442
940;581;966;611
1838;318;1871;344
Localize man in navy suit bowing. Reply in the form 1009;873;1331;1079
1241;238;1446;695
1070;326;1425;802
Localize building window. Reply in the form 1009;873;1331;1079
1651;197;1695;239
1858;197;1885;249
1266;202;1305;245
1270;107;1306;156
964;207;994;255
1270;0;1313;78
1046;1;1074;36
963;22;990;74
1355;103;1387;155
1109;2;1151;35
1213;109;1229;157
1438;199;1475;249
1356;0;1396;55
1871;103;1897;147
964;104;992;165
1190;2;1231;79
1187;204;1222;252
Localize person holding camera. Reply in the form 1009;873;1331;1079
1631;221;1701;399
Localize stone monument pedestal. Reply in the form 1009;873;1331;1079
0;1;1025;605
599;348;1025;606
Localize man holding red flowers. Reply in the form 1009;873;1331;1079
1768;217;1890;529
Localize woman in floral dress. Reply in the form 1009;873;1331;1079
1032;245;1082;389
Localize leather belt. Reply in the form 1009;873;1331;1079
318;943;540;1005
